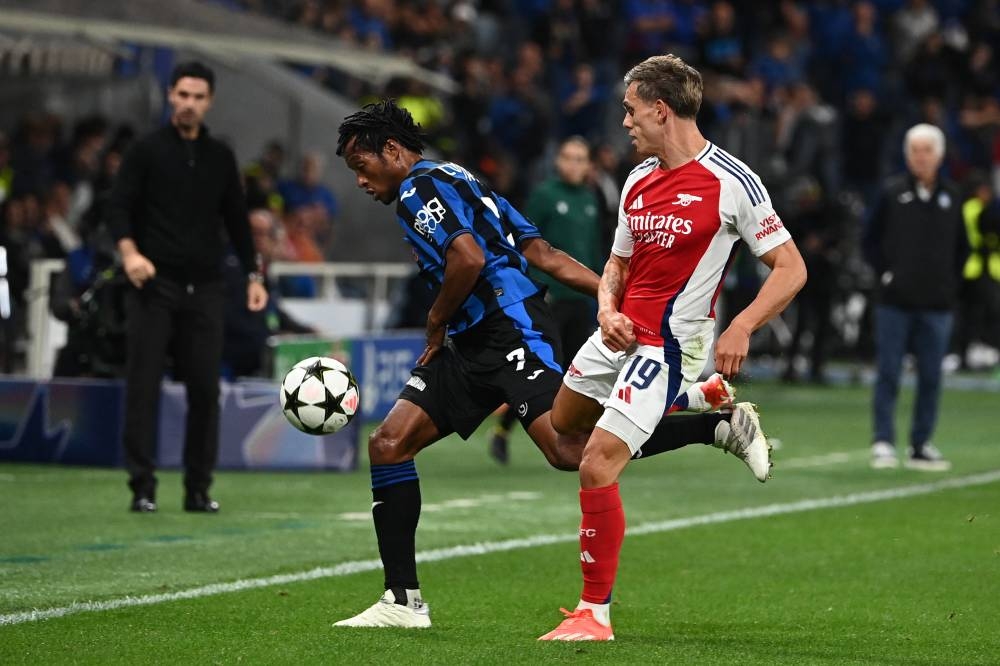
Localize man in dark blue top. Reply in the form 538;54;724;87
333;100;757;629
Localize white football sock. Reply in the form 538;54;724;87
576;600;611;626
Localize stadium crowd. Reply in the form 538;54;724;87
1;0;999;378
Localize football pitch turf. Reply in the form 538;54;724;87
1;381;998;664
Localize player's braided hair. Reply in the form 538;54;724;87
336;100;425;156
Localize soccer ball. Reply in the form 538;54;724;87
279;356;360;434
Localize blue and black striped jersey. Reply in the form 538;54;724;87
396;159;544;333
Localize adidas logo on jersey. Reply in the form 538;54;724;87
627;193;644;210
672;193;703;206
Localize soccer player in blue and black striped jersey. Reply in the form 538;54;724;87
333;100;599;629
332;100;759;630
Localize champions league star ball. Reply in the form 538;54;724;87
279;356;360;434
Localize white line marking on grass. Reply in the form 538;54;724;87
338;490;543;521
779;451;867;469
3;470;999;627
0;473;15;481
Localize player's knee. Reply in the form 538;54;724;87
544;449;579;472
579;446;621;488
549;406;574;436
368;425;409;465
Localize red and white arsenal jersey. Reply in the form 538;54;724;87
612;142;791;346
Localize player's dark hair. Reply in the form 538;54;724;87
336;100;425;157
624;54;702;119
170;61;215;93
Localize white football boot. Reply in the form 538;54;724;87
713;402;772;482
333;589;431;628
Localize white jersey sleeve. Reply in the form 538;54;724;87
611;157;659;258
611;188;634;258
722;171;791;257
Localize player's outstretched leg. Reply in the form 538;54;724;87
334;401;439;629
712;402;772;482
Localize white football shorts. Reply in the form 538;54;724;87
563;326;713;454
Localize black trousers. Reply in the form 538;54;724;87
123;277;224;497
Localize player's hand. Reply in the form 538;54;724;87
714;322;751;378
246;281;268;312
598;310;635;353
418;323;446;366
123;252;156;288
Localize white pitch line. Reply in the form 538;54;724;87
3;470;999;627
779;451;867;469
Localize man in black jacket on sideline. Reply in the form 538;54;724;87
109;61;268;513
863;123;969;472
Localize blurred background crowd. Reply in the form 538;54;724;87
1;0;999;381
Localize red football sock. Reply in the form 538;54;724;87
579;482;625;604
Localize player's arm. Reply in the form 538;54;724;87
597;252;635;352
716;239;807;377
521;237;599;298
109;140;156;288
419;233;485;365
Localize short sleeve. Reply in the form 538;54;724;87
724;177;791;256
610;186;634;257
397;174;473;254
497;194;541;243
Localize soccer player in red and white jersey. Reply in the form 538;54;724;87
539;54;807;641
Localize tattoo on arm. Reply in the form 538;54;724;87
599;260;626;309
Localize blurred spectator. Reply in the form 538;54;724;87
279;151;337;222
953;172;1000;367
841;88;892;206
904;31;961;104
837;1;889;99
222;209;314;378
277;204;324;297
558;63;608;141
40;182;80;257
699;0;746;77
243;139;286;212
589;141;623;256
779;82;840;198
891;0;940;65
449;52;493;169
51;132;133;379
781;178;849;384
278;151;338;254
9;113;60;198
488;54;553;204
526;136;602;362
53;115;109;228
748;32;805;92
624;0;678;62
864;123;968;472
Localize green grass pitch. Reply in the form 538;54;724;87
1;381;998;664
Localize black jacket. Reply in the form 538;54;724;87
109;124;255;283
863;174;969;310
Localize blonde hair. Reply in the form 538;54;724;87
623;55;703;119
